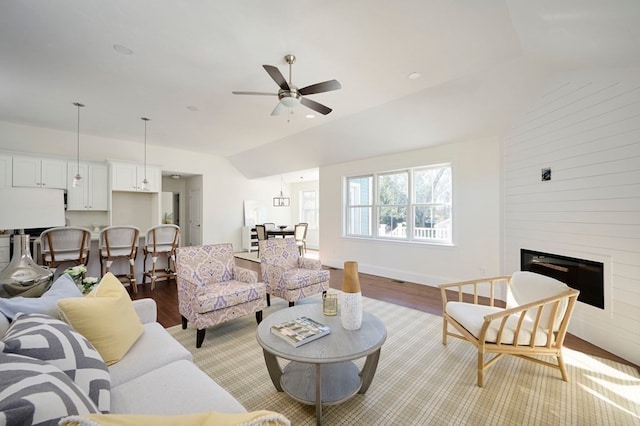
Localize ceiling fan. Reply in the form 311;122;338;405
232;54;342;116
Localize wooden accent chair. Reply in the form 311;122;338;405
99;226;140;293
142;224;180;290
40;226;91;275
259;238;329;307
439;271;579;387
175;243;266;348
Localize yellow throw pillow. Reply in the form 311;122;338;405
57;273;143;365
59;410;291;426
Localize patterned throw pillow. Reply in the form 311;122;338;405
0;313;110;413
0;352;98;425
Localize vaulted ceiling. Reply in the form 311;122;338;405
1;1;639;179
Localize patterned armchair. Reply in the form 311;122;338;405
176;243;266;348
259;238;330;307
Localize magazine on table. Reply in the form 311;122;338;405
270;316;331;347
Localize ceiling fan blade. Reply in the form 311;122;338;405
263;65;290;91
298;79;342;96
301;97;332;115
232;91;277;96
271;102;287;116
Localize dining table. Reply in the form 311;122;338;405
266;227;294;238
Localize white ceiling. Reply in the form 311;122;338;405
1;1;639;180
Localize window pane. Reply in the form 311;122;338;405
300;190;318;227
413;205;451;241
414;167;451;204
377;172;408;205
347;207;371;236
348;176;372;205
377;206;407;238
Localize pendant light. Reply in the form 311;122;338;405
273;176;290;207
141;117;150;191
72;102;85;188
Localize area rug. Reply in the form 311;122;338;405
167;295;640;425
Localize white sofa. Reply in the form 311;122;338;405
0;298;246;416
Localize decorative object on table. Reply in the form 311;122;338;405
81;276;99;294
341;261;363;330
63;264;87;288
0;188;65;297
270;316;330;347
278;225;287;230
322;292;338;316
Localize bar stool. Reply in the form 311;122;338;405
99;226;140;293
39;226;91;276
142;224;180;290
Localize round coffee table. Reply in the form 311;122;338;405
256;303;387;425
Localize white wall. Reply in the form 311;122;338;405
502;67;640;366
0;121;284;250
320;137;502;285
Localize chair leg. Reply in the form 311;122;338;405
289;301;295;307
266;294;271;306
477;350;485;388
181;316;188;330
256;311;263;324
442;317;448;345
558;353;569;382
196;328;206;348
129;260;137;294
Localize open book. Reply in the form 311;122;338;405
270;316;331;347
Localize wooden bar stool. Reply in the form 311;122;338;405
142;224;180;290
99;226;140;293
40;226;92;276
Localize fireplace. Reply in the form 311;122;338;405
520;249;604;309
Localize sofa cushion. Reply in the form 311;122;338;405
110;359;247;415
0;274;82;320
0;352;98;425
446;302;549;346
108;322;192;388
194;280;264;314
57;273;143;366
0;313;110;413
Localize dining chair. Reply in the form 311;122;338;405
294;223;308;256
39;226;92;276
142;224;180;291
99;226;140;293
255;224;268;257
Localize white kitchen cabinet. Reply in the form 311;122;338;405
0;154;11;188
66;162;108;211
110;161;161;193
12;156;67;189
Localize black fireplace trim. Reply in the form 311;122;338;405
521;249;604;309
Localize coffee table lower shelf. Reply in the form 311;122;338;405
281;361;361;405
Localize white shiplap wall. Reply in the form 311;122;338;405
503;68;640;366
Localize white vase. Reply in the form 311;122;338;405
341;291;362;330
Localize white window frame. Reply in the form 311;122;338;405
344;164;452;244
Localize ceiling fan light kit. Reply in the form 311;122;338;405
233;54;342;116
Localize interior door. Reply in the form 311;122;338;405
188;188;202;245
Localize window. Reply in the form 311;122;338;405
300;190;319;228
345;164;452;244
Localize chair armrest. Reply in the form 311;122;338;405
132;298;157;324
298;257;321;270
234;266;258;283
439;276;511;313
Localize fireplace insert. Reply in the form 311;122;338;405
521;249;604;309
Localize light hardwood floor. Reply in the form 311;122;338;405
132;257;639;372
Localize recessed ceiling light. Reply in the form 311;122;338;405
113;44;133;55
305;114;315;119
186;105;199;112
408;72;421;80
